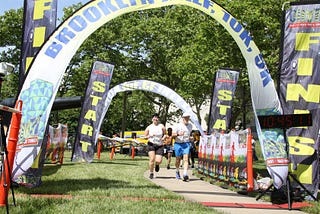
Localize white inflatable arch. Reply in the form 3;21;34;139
94;79;205;145
12;0;285;187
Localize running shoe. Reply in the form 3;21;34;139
176;171;181;180
155;164;160;172
149;173;154;179
167;165;170;170
183;175;189;182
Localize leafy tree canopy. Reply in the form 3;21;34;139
0;0;291;136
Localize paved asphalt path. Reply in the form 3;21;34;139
144;167;311;214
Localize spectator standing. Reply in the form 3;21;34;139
173;112;193;181
144;113;166;179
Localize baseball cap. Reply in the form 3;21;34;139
182;112;190;118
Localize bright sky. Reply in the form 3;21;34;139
0;0;89;17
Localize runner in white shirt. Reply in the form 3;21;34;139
144;113;166;179
173;112;193;181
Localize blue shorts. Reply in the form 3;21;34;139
174;142;190;157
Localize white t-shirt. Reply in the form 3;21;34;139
174;122;192;143
147;123;164;145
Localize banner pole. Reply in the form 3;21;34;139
110;145;115;160
246;128;254;192
0;100;22;207
97;140;102;160
131;144;135;159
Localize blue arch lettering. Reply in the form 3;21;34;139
187;0;202;6
116;0;130;9
229;18;242;33
55;27;76;44
69;15;88;32
141;0;155;4
129;0;138;6
45;42;62;58
83;6;102;22
97;0;119;15
203;0;214;9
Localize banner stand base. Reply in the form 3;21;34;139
256;179;315;210
256;183;274;201
284;125;317;209
257;129;318;210
287;172;317;203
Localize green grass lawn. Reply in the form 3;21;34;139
2;146;319;214
3;151;220;214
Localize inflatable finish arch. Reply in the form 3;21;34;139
94;79;205;144
11;0;286;188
